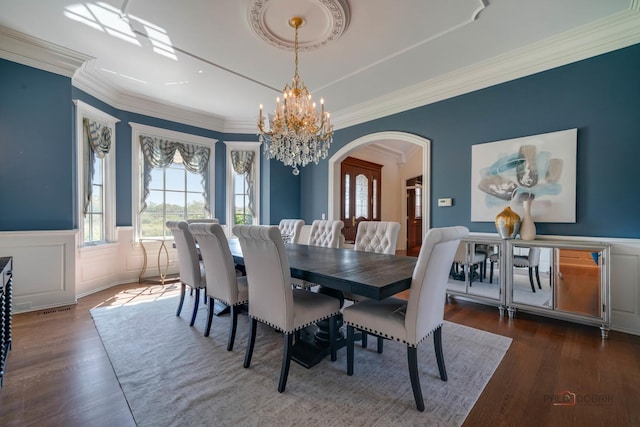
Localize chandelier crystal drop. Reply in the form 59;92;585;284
257;16;333;176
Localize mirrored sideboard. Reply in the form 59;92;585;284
447;236;611;339
447;236;506;315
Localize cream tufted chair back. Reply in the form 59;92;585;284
354;221;401;255
232;225;340;393
278;219;304;244
308;220;344;248
186;218;219;224
344;226;469;411
166;220;206;326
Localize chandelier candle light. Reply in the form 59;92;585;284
258;16;333;175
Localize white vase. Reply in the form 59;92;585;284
520;200;536;240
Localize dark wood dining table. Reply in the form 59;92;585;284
228;239;417;300
228;238;418;367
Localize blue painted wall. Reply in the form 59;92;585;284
0;60;75;230
301;43;640;239
0;59;300;231
3;42;638;237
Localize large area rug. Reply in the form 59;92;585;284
91;295;512;427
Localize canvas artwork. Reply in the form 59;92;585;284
471;128;577;223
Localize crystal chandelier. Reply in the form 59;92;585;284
258;16;333;175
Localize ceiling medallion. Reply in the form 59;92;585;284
248;0;350;51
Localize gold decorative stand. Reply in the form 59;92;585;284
138;239;180;285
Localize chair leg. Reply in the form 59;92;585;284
361;330;368;348
190;286;200;326
377;336;384;354
329;316;337;362
227;305;239;351
346;325;355;376
244;318;257;369
278;333;294;393
176;283;186;316
408;346;425;412
489;261;494;284
204;296;214;337
528;268;536;293
535;266;542;289
433;325;447;381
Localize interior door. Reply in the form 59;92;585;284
340;157;382;243
406;176;422;256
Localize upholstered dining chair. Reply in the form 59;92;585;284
513;247;542;292
348;221;401;351
307;219;344;248
188;223;248;350
293;219;345;290
166;220;206;326
278;219;304;244
233;225;341;393
353;221;401;255
344;226;469;411
186;218;219;224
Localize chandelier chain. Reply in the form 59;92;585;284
257;16;333;175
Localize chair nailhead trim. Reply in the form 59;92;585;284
213;298;248;307
251;311;341;334
344;321;442;348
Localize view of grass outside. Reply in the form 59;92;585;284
140;163;208;239
233;172;253;225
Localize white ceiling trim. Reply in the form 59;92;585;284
73;62;226;132
332;7;640;130
2;6;639;134
0;26;91;77
359;143;407;166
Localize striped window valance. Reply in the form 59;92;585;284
139;135;211;214
82;118;112;215
231;150;256;217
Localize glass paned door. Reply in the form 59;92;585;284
340;157;382;243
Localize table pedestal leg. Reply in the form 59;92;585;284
290;286;345;368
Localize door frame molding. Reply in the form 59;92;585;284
328;131;431;240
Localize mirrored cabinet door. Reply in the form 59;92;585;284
510;245;554;309
447;238;503;305
467;242;501;301
555;248;603;318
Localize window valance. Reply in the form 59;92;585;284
231;150;256;217
139;135;211;214
82;118;112;215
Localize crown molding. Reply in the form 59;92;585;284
359;143;406;165
73;60;226;132
3;7;639;135
332;7;640;130
0;25;91;77
223;118;260;134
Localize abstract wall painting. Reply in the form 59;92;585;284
471;128;577;223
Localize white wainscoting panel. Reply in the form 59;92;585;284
609;241;640;335
3;227;640;336
0;230;76;312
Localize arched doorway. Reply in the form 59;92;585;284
327;131;431;251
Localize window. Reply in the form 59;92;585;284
74;100;118;246
131;123;217;240
225;141;260;229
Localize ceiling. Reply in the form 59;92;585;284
0;0;638;135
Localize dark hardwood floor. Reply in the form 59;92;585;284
0;281;639;426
